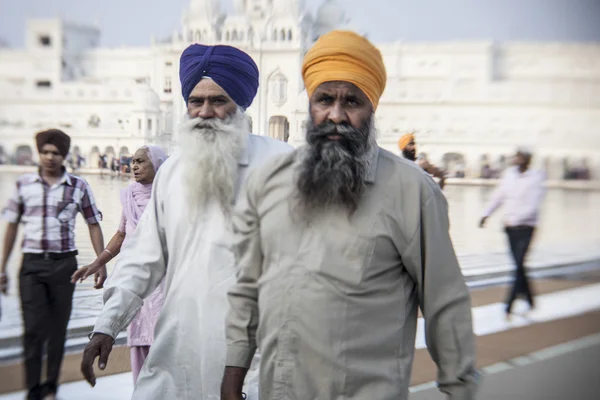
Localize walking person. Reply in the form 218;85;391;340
79;43;291;399
0;129;106;400
399;133;446;189
72;145;167;383
480;147;546;320
221;30;478;400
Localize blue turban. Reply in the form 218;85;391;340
179;44;259;109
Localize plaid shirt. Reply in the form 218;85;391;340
1;170;103;254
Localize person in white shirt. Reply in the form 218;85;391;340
479;147;546;320
79;43;291;399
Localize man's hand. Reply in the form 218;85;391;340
81;333;114;387
221;366;249;400
0;272;7;294
93;266;107;289
479;217;487;228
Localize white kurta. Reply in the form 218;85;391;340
93;134;292;399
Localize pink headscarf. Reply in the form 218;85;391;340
119;145;168;234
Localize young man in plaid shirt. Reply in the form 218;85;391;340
0;129;106;400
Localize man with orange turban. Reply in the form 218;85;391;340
222;30;478;400
399;133;446;189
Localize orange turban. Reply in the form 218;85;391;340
302;30;387;110
398;133;414;151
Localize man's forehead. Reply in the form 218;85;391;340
313;81;368;98
41;143;59;152
189;78;231;98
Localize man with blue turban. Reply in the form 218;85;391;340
80;44;292;399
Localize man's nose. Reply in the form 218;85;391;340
327;103;348;125
196;103;216;119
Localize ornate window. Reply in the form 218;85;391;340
164;76;172;93
269;72;288;107
88;115;101;128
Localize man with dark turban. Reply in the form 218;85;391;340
222;31;478;400
1;129;106;400
80;44;291;399
399;133;447;189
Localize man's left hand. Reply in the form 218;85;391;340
94;266;107;289
221;367;249;400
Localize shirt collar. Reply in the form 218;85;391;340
236;134;250;167
34;167;72;186
364;146;380;183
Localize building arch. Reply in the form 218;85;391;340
268;70;288;107
287;29;292;40
269;116;290;142
15;145;34;166
195;30;201;43
280;29;286;41
442;152;466;178
89;146;101;168
119;146;130;156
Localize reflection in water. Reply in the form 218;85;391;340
0;172;598;295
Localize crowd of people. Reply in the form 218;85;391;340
0;30;551;400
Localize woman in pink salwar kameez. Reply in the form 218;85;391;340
72;145;167;383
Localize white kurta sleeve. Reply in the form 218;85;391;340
404;188;479;400
93;167;168;339
225;169;262;368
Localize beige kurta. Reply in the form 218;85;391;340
93;134;292;400
226;147;478;400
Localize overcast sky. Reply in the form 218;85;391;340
1;0;599;48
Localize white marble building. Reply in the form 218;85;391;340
0;0;599;178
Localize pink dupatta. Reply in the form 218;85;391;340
119;145;167;234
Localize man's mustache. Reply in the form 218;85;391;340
192;118;222;130
309;121;359;139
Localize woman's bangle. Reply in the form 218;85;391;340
103;248;114;258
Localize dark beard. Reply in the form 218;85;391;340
295;118;374;217
402;148;416;161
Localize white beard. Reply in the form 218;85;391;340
179;108;249;215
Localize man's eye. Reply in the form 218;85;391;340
319;96;333;104
346;97;360;106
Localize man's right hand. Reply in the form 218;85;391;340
479;217;487;228
81;333;114;387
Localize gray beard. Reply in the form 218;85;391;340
179;108;249;216
295;116;376;217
